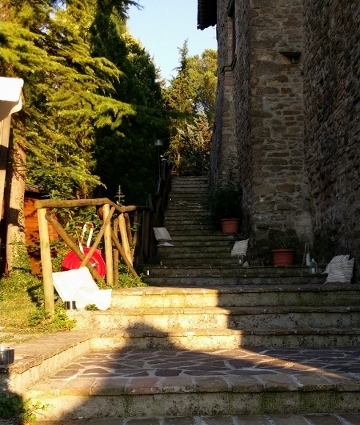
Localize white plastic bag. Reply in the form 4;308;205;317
323;255;354;284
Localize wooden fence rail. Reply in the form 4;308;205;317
35;158;172;315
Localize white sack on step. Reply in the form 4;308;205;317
153;227;174;246
323;254;354;284
231;239;249;257
74;287;112;310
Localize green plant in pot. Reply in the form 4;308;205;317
207;180;243;234
269;229;297;267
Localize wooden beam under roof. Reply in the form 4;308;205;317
197;0;217;30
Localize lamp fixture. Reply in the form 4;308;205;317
154;139;163;148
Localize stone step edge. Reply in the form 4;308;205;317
31;414;360;425
145;265;324;271
27;367;360;397
95;327;360;339
79;306;360;316
7;331;91;395
11;328;360;396
110;284;359;296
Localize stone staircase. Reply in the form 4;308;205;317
7;175;360;423
146;176;325;286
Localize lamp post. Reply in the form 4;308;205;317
154;139;163;193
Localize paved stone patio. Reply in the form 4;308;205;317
48;347;360;381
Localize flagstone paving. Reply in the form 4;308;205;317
28;346;360;404
44;347;360;381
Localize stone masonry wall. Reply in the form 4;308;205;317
211;0;312;262
303;0;360;272
209;1;237;187
232;0;253;233
246;0;312;250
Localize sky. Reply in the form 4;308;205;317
127;0;217;82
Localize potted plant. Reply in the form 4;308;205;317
207;180;243;234
269;229;297;267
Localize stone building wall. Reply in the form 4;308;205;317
212;0;312;261
209;1;237;187
303;0;360;271
232;0;253;232
247;0;311;248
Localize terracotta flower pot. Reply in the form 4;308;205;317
271;249;295;267
220;218;240;234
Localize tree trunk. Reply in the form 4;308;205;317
4;139;27;273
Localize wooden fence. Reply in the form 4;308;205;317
35;158;172;314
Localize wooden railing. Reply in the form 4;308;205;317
35;157;172;315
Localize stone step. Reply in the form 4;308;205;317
70;305;360;333
164;211;210;219
22;346;360;421
158;245;232;255
172;181;208;186
91;327;360;350
157;246;233;255
164;224;214;232
162;229;230;237
170;185;208;191
108;285;360;309
144;264;326;287
165;205;208;213
157;240;234;248
167;197;206;204
153;259;242;267
168;192;207;198
31;413;360;425
144;275;326;286
164;214;210;221
168;234;235;242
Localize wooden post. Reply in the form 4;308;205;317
103;204;113;286
131;210;139;262
119;213;132;266
80;206;115;268
37;208;54;315
124;213;133;245
0;115;11;224
111;229;139;278
46;212;103;281
113;217;119;287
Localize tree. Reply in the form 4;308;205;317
90;6;170;204
175;109;212;176
163;41;217;175
0;0;138;271
188;49;217;123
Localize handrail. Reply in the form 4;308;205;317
35;159;172;315
142;157;172;262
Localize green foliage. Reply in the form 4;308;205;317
0;392;49;423
28;304;76;331
0;0;152;202
268;229;298;250
2;269;42;293
93;28;169;204
21;399;49;423
174;110;211;176
0;393;48;422
207;181;243;226
117;264;147;288
163;41;217;176
188;49;218;123
85;304;98;311
8;240;32;274
0;393;23;420
115;185;126;206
